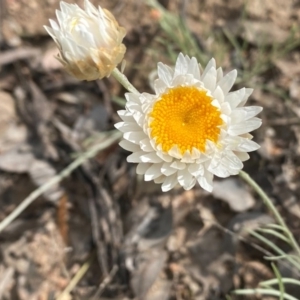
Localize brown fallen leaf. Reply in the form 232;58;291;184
0;142;63;202
0;90;28;153
29;159;64;202
131;249;169;300
234;260;273;290
0;144;35;173
212;178;255;212
186;226;235;297
0;48;40;66
0;91;15;123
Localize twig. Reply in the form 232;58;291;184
88;193;109;276
0;48;41;66
0;130;122;233
56;253;96;300
92;265;119;299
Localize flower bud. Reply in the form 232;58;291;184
44;0;126;80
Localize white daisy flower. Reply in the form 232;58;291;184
115;53;262;192
44;0;126;81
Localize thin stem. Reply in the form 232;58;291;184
261;278;300;287
232;288;298;300
0;130;122;233
271;262;284;300
111;68;139;94
239;170;300;257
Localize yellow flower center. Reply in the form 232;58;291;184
149;86;223;154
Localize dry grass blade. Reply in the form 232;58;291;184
0;48;41;66
0;130;122;233
56;253;96;300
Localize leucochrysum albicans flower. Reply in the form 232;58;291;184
116;53;262;192
44;0;126;80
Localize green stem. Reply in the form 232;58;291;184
239;170;300;257
111;68;139;94
232;288;298;300
261;278;300;287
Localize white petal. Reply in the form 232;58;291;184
154;175;166;184
158;63;173;86
123;131;146;144
126;101;142;113
196;153;210;164
132;111;145;127
154;78;167;95
84;0;96;13
119;140;140;152
188;57;201;80
172;74;194;86
183;178;196;190
162;174;178;192
208;151;243;177
136;163;151;175
197;170;213;192
178;168;194;188
231;106;262;123
234;152;250;162
238;140;260;152
228;118;262;136
117;110;134;122
125;92;140;104
202;58;216;79
56;10;65;28
144;163;164;181
225;136;260;152
216;67;223;82
170;161;186;170
202;67;217;91
157;151;173;162
180;151;194;163
191;147;202;160
174;53;188;77
168;145;182;159
45;23;58;38
220;102;232;115
225;88;246;109
238;88;253;107
115;122;140;132
188;163;204;177
140;93;154;104
127;151;145;163
211;99;221;109
217;69;237;95
212;86;224;104
161;162;177;176
140;152;163;163
140;138;154;152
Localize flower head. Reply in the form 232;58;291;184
44;0;126;80
116;53;262;192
